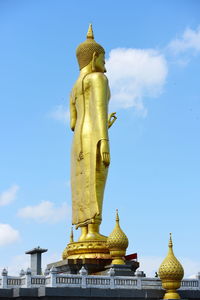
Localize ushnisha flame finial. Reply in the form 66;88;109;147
158;233;184;299
87;24;94;39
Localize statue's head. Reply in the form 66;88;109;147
76;24;106;72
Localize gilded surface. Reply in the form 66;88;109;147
107;210;129;250
70;25;116;241
63;240;111;260
158;234;184;299
107;210;129;264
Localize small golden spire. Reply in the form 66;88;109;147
70;227;74;243
87;24;94;39
107;210;129;265
116;209;119;222
169;232;173;248
158;233;184;299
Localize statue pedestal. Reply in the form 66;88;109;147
63;240;111;260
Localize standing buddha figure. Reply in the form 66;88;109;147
70;24;116;242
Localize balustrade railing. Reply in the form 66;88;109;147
56;275;82;286
86;277;110;286
0;268;200;290
181;279;199;289
114;278;137;288
7;277;22;286
141;277;162;289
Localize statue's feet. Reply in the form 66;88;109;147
78;226;88;242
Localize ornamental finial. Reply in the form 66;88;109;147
70;227;74;243
116;209;119;222
169;232;173;248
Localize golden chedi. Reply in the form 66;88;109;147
107;210;129;265
158;233;184;299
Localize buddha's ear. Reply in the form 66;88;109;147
92;51;97;72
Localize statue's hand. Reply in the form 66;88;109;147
108;112;117;128
100;140;110;167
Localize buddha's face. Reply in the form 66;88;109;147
94;53;106;73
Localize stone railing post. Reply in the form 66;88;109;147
137;277;142;289
25;268;32;288
49;266;57;287
135;271;145;289
79;266;87;288
108;268;115;289
1;268;8;289
44;268;50;276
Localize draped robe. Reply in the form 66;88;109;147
70;72;110;228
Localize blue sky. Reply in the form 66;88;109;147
0;0;200;277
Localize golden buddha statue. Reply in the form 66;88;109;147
70;24;116;243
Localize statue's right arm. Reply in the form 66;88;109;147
70;92;77;131
108;112;117;128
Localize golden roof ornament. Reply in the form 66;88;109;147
76;24;105;70
70;227;74;243
107;209;129;265
158;233;184;299
62;227;74;260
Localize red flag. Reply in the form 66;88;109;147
125;253;137;260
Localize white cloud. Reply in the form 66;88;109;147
0;224;20;246
17;201;70;223
168;26;200;55
48;105;69;124
106;48;168;115
0;184;19;206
